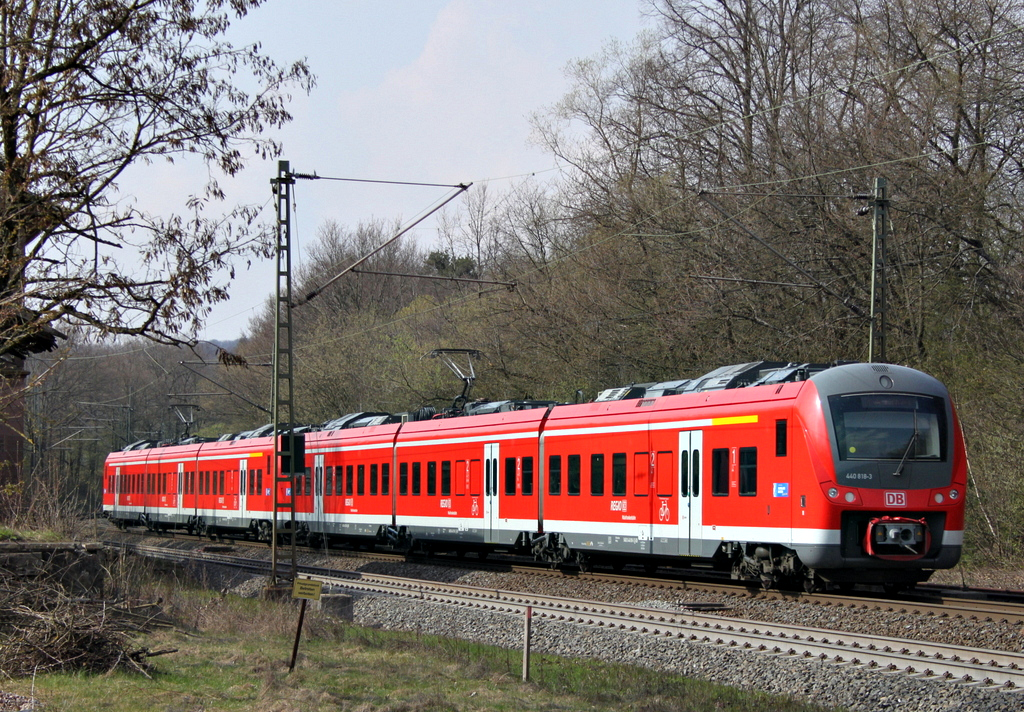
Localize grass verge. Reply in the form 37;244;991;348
1;581;839;712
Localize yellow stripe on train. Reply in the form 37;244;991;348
711;415;759;426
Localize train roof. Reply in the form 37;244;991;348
116;360;853;452
594;361;848;402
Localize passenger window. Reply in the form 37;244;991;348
370;464;379;495
400;462;408;495
382;463;390;495
568;454;581;496
358;464;365;496
590;454;605;496
505;457;517;495
346;465;354;495
680;451;689;496
634;452;649;496
470;459;482;496
692;450;700;496
548;455;561;495
656;451;674;496
612;453;627;496
776;419;787;457
455;460;466;496
522;457;534;495
485;458;492;496
412;462;422;495
336;466;344;496
427;461;437;496
712;448;729;496
739;447;757;496
441;461;451;496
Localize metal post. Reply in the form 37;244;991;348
522;605;532;681
270;160;297;584
289;597;307;672
868;177;889;363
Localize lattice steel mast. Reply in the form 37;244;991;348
270;160;298;583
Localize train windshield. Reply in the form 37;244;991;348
829;393;947;461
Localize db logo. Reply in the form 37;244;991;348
884;491;907;507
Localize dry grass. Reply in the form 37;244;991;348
0;539;839;712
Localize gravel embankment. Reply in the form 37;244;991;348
99;531;1024;711
352;593;1022;712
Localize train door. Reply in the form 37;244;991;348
175;462;185;523
239;458;249;519
313;454;324;522
679;430;704;556
113;466;122;520
483;443;499;543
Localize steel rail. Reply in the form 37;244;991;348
113;541;1024;691
107;526;1024;624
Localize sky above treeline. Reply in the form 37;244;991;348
131;1;650;341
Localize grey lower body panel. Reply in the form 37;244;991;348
796;543;961;575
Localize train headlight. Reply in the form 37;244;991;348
933;492;944;504
844;492;856;503
828;487;839;499
949;489;959;500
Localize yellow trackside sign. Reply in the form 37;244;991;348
292;578;323;601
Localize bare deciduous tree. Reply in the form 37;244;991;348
0;0;313;359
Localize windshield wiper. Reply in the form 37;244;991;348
893;411;919;477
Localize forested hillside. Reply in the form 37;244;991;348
25;0;1024;561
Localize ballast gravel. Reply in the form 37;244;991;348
351;593;1022;712
97;530;1024;712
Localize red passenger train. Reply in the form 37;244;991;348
102;361;966;590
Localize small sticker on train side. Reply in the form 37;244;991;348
773;483;790;497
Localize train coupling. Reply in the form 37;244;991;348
864;515;930;560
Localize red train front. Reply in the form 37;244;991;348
532;361;964;590
101;361;966;591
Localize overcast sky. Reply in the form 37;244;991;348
157;1;650;340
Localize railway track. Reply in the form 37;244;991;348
111;540;1024;692
106;523;1024;626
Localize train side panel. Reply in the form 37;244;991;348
308;424;399;541
394;410;547;549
